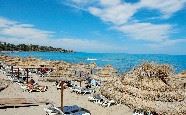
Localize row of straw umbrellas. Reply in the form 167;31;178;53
0;55;104;81
3;55;186;114
100;62;186;114
0;55;50;68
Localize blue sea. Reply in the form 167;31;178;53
3;52;186;73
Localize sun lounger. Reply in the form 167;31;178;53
56;82;69;90
7;76;13;81
98;95;116;107
44;106;63;115
20;83;48;93
30;85;48;92
101;99;115;107
88;96;96;102
88;95;103;104
133;112;144;115
69;85;93;95
12;78;20;82
70;87;82;94
20;85;29;92
44;105;90;115
80;88;94;95
133;109;154;115
88;94;116;107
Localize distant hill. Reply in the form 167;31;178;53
0;42;73;53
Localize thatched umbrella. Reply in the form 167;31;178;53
97;65;118;78
168;72;186;89
91;75;114;82
49;71;64;77
100;62;186;114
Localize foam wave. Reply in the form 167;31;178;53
87;58;97;61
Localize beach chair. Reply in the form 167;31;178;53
69;86;82;94
32;85;48;92
44;105;90;115
7;75;13;81
133;109;147;115
25;83;47;93
73;87;82;94
88;94;103;104
56;82;68;90
81;88;92;95
44;106;63;115
88;96;98;102
99;95;116;107
20;84;29;92
56;83;61;90
101;99;115;107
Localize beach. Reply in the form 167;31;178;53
0;55;186;115
0;71;133;115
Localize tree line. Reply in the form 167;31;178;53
0;42;73;53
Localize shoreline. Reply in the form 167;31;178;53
0;52;186;74
2;52;186;74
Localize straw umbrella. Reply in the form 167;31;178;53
100;62;186;114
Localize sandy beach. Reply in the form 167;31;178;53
0;55;186;115
0;71;133;115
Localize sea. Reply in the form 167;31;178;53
3;52;186;73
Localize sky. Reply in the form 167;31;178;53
0;0;186;54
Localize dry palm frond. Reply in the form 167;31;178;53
100;62;186;114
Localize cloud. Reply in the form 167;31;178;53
0;17;17;28
148;38;186;48
70;0;94;6
143;38;186;54
0;17;126;53
51;38;127;52
70;0;186;18
100;0;121;6
139;0;186;18
66;0;186;43
0;18;53;40
89;3;139;25
115;23;172;42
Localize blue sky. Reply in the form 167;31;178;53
0;0;186;54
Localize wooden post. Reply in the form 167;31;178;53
26;68;29;84
91;69;93;74
17;68;19;79
61;81;64;111
11;66;13;75
80;81;82;87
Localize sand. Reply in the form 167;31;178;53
0;72;133;115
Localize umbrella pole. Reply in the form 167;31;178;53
61;81;64;112
11;66;13;76
91;69;93;74
17;68;19;79
80;81;82;87
26;68;28;84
